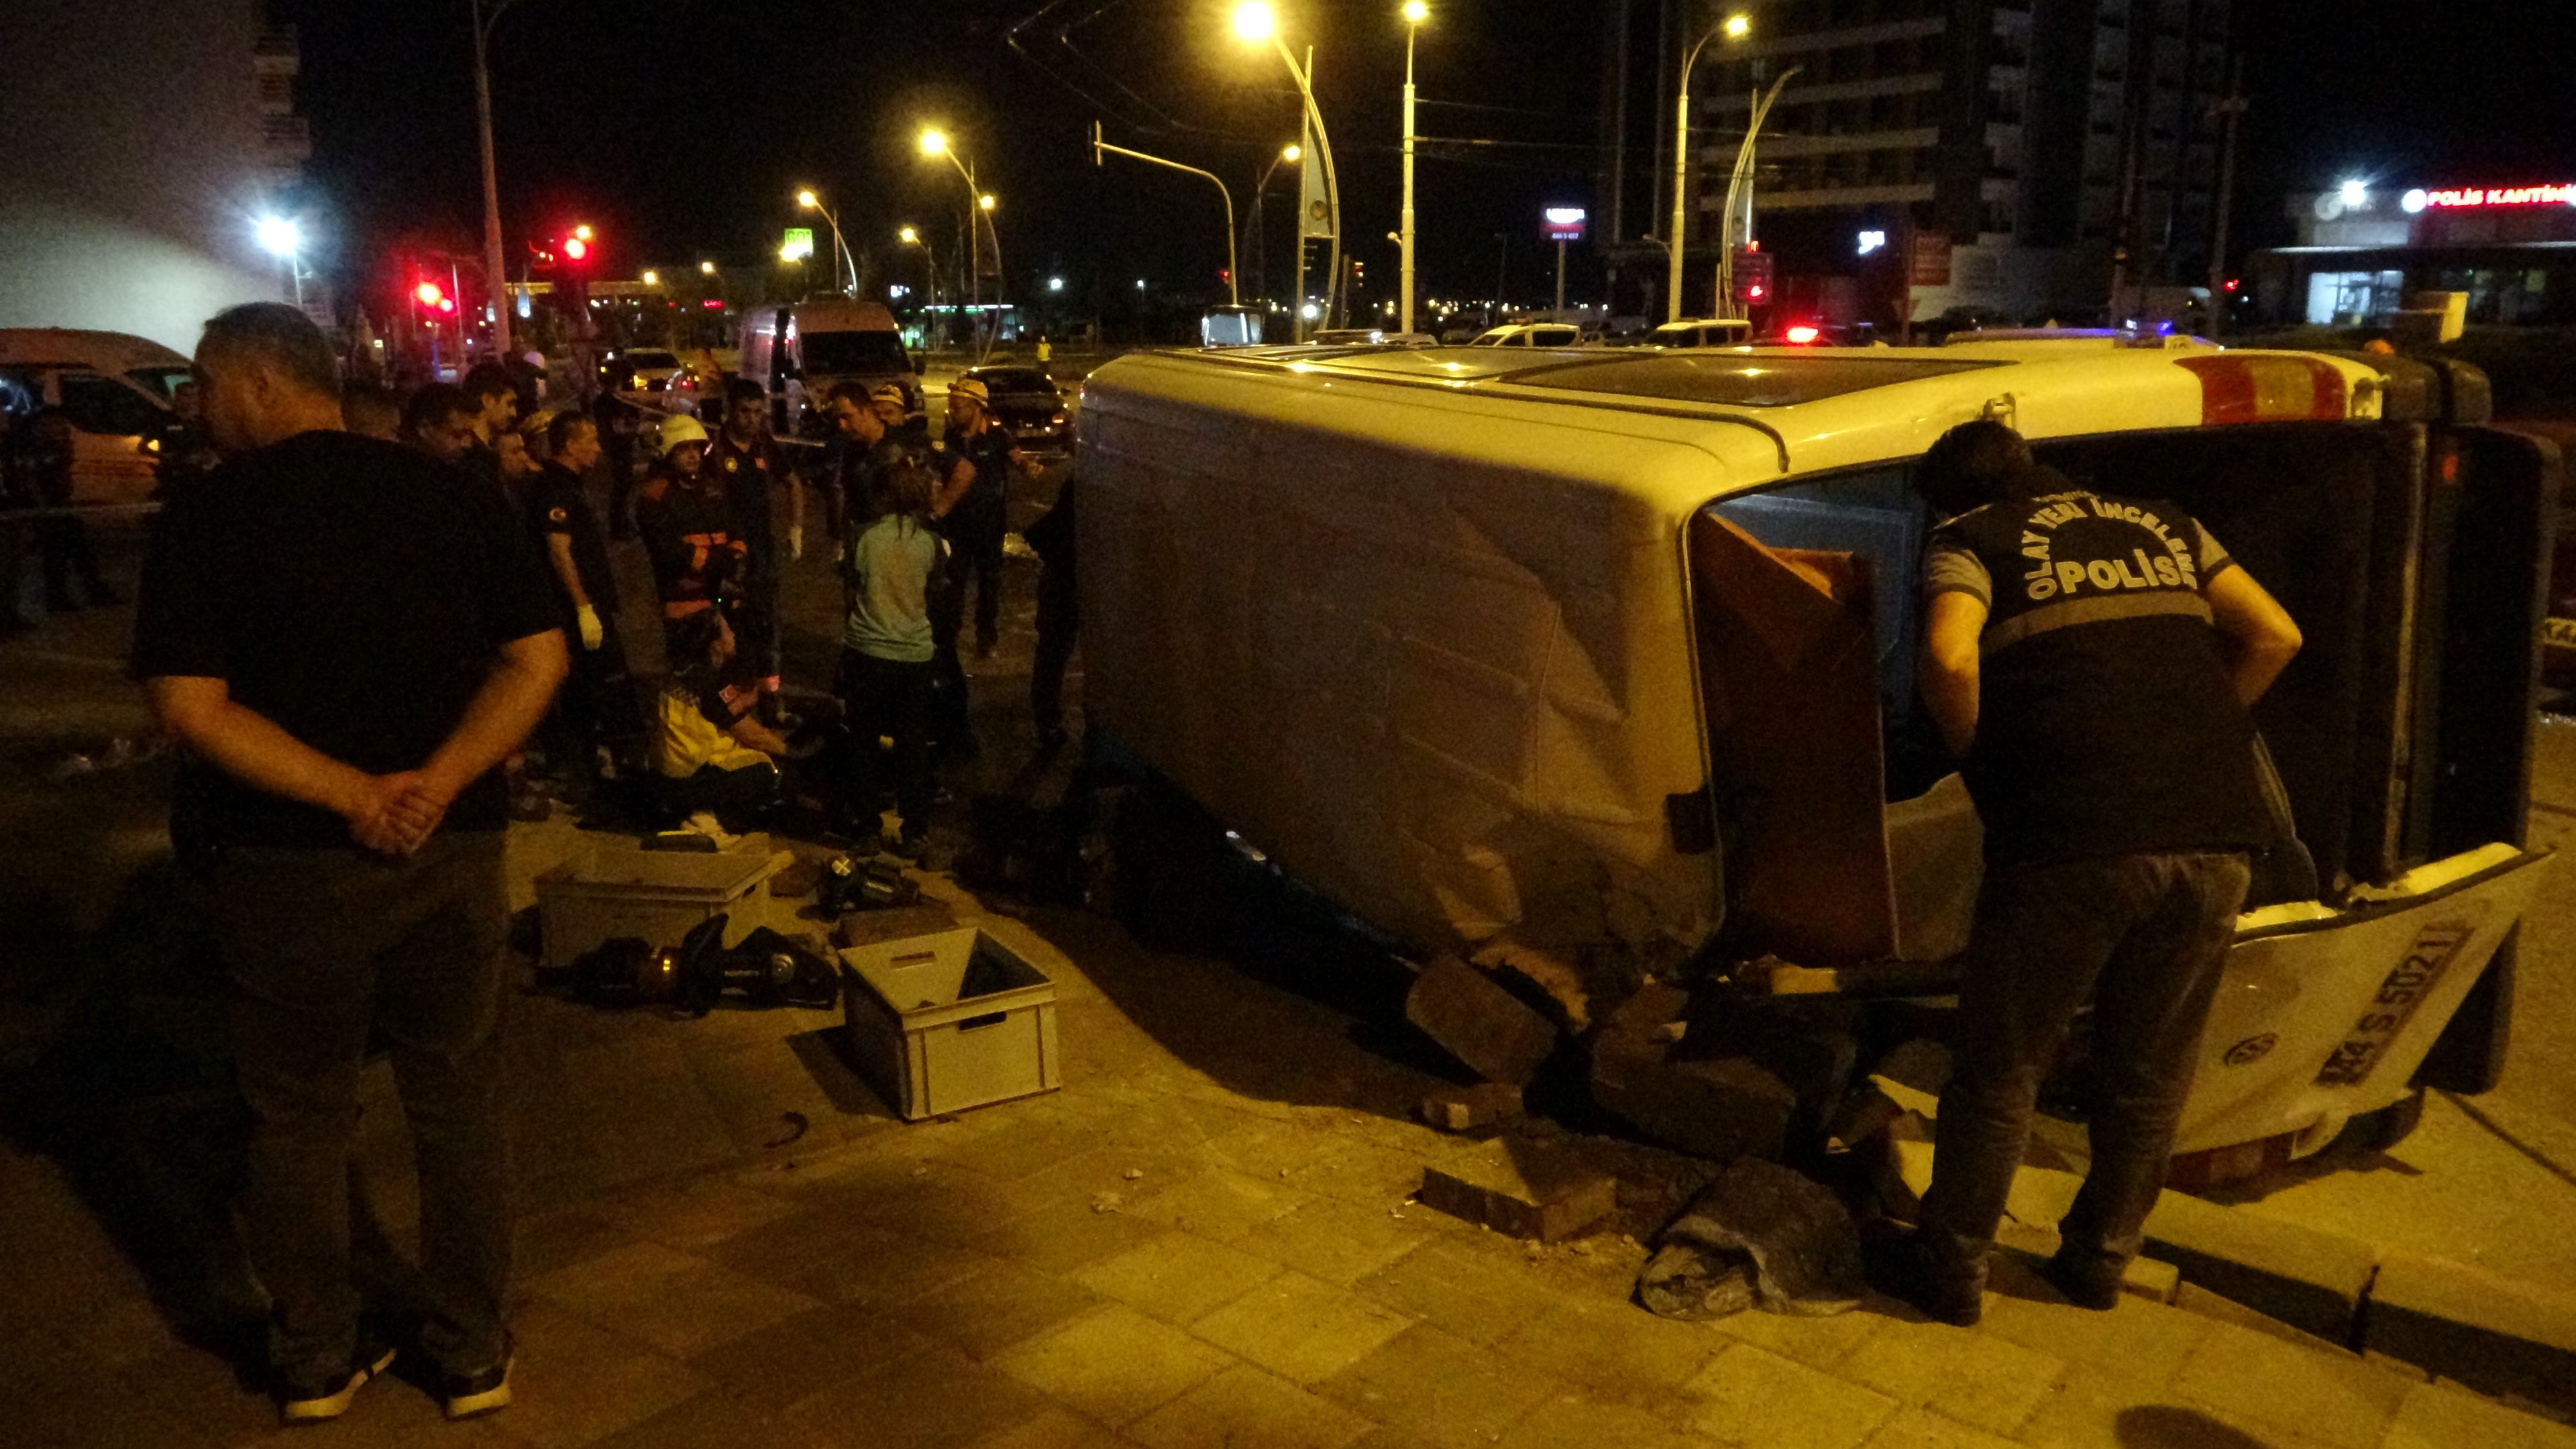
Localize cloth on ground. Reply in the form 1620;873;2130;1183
1636;1157;1864;1320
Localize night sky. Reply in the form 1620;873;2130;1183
278;0;2565;314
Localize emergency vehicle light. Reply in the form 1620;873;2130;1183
2176;355;2349;426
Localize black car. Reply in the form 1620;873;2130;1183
958;365;1071;451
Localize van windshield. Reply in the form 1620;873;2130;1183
802;331;910;376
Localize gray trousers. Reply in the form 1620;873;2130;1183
1919;849;2251;1285
214;832;513;1385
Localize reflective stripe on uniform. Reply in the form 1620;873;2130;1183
1981;590;2212;655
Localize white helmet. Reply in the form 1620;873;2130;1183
658;412;709;455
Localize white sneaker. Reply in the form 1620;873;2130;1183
684;812;741;849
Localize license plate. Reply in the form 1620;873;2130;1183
2313;921;2477;1087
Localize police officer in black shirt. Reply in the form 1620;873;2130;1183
1872;420;2304;1327
131;303;566;1421
525;410;642;780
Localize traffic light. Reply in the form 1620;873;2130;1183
1733;245;1774;306
413;278;455;315
562;235;588;262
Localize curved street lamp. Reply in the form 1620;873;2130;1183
1091;123;1239;306
920;128;1004;356
1667;12;1754;322
795;188;856;297
1232;3;1343;332
1716;66;1803;319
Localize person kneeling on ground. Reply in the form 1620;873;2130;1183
653;606;789;833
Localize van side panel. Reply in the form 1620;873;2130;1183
1079;360;1728;971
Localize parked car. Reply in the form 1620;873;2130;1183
604;349;688;402
1468;323;1584;348
1077;339;2553;1186
955;364;1071;452
1650;318;1754;349
0;360;174;506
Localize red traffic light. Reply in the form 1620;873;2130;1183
2222;278;2241;292
563;236;589;262
415;280;444;307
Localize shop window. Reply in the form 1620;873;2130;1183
2303;270;2404;325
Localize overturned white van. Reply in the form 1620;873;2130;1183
1073;338;2556;1166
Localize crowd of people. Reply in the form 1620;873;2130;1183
258;336;1076;855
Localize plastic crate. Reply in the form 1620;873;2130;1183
839;927;1061;1120
535;835;791;969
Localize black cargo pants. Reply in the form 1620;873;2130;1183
1917;849;2251;1287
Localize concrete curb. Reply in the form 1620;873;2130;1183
1894;1132;2576;1417
2363;1250;2576;1414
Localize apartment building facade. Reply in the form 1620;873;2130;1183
1656;0;2235;325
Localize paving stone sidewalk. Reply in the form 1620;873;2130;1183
9;837;2573;1449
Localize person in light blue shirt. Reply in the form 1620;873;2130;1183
835;457;944;854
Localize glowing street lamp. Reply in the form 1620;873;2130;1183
700;260;716;275
641;269;659;286
918;125;1002;355
1667;13;1756;321
255;215;306;305
896;225;941;348
1230;3;1343;335
795;188;855;296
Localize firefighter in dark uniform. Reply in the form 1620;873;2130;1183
632;413;746;650
1870;420;2305;1326
704;380;803;700
525;410;642;780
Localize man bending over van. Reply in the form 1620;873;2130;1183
1872;420;2303;1327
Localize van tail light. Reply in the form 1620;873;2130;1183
2177;356;2349;425
1784;324;1822;345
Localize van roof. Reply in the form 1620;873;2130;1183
0;327;191;368
1097;342;2382;502
790;300;900;331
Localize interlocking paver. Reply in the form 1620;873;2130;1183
1492;1390;1710;1449
684;1300;936;1408
1975;1287;2211;1383
1857;1405;2025;1449
969;1194;1171;1276
2167;1320;2409;1448
616;1176;804;1250
1351;1240;1564;1348
1316;1322;1566;1449
991;1303;1238;1426
1487;1299;1725;1403
584;1385;823;1449
1075;1229;1287;1325
1706;1303;1888;1375
1122;1167;1314;1241
782;1344;1063;1449
1684;1342;1900;1449
1128;1363;1381;1449
959;1405;1136;1449
1841;1314;2069;1436
527;1239;823;1358
2013;1364;2335;1449
491;1300;718;1449
890;1258;1106;1361
1191;1271;1417;1384
1233;1196;1434;1285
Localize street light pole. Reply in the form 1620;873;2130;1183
1400;2;1427;335
472;0;519;356
1666;12;1752;323
1234;7;1342;328
797;190;855;296
1716;66;1799;319
1092;123;1239;306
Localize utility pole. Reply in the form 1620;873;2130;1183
1399;3;1426;334
2205;60;2249;339
472;0;517;358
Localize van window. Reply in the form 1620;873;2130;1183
801;331;910;375
56;373;167;437
1709;466;1936;789
125;366;193;401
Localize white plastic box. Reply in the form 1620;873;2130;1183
839;927;1062;1120
534;835;792;969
